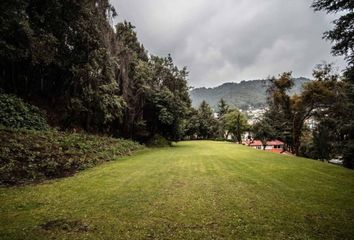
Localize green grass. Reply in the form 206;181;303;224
0;141;353;239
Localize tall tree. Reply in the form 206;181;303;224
0;0;126;133
265;72;295;151
217;98;230;139
312;0;354;168
264;70;336;155
184;108;200;139
312;0;354;77
0;0;192;143
197;101;217;139
222;109;248;143
253;120;276;150
217;98;230;118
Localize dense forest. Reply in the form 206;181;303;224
0;0;191;142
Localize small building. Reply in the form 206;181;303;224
247;139;285;153
248;140;263;150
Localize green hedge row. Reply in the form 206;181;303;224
0;128;144;185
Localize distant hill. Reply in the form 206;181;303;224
189;77;310;110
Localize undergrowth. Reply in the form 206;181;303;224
0;94;49;130
0;128;144;185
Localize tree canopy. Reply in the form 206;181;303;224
312;0;354;168
222;109;248;143
0;0;191;143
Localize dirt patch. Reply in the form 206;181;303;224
40;219;94;232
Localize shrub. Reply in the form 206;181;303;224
146;134;172;147
0;128;144;185
0;94;49;130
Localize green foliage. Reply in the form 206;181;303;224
184;108;200;139
0;128;143;185
343;140;354;168
0;94;49;130
116;21;148;61
312;0;354;168
185;101;247;141
146;134;172;147
216;98;230;138
113;21;190;141
312;0;354;69
263;73;296;151
312;124;332;160
217;98;230;117
148;87;189;141
197;101;218;139
260;65;351;167
262;70;338;154
223;109;248;143
0;1;191;141
0;0;126;134
252;120;276;149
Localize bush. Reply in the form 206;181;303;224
0;94;49;130
146;134;172;147
0;128;144;185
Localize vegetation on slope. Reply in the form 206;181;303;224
0;1;191;142
0;94;49;131
0;141;353;239
0;128;143;185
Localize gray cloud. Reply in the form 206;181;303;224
112;0;346;87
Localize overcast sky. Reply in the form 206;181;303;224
112;0;345;88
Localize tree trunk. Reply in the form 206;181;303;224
237;132;242;144
11;62;17;93
293;131;301;156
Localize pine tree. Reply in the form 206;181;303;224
198;101;217;139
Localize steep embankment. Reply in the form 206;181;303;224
0;93;144;185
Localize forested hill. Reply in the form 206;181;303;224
190;77;310;109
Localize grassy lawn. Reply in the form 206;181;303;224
1;141;353;239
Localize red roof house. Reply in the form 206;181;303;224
248;140;263;147
247;139;285;153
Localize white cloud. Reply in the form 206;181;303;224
112;0;346;87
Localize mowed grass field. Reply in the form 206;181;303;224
1;141;353;240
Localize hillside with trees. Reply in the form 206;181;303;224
190;77;310;110
0;0;191;142
0;0;192;184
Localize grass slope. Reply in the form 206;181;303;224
0;141;353;239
